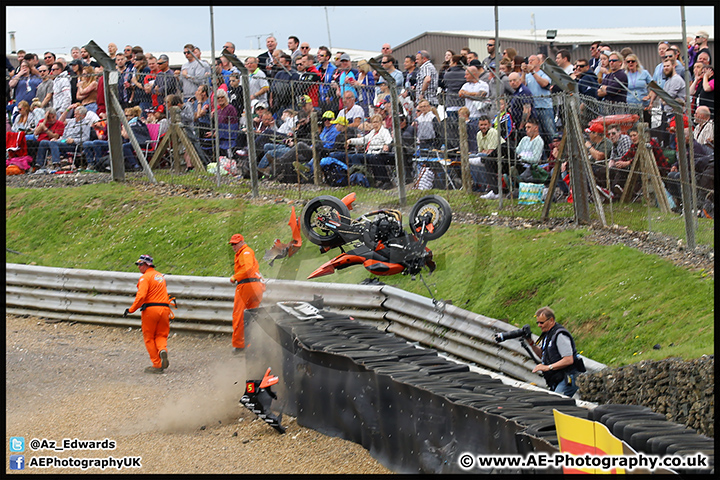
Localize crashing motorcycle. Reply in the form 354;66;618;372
301;192;452;279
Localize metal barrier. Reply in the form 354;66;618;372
5;262;605;384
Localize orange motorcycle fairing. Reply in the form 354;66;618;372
307;253;367;279
362;259;405;276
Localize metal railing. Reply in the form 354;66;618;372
6;262;605;384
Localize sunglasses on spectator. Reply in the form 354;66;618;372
300;46;310;50
487;43;494;47
663;55;674;59
575;64;587;68
626;59;636;63
608;59;621;63
184;51;191;54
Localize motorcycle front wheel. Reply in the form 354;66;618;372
409;195;452;241
301;195;351;248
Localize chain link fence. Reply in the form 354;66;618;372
68;65;711;248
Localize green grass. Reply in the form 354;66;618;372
6;183;713;367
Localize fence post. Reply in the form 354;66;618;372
105;69;125;182
168;106;183;174
107;87;156;183
566;95;591;224
541;135;567;221
310;110;321;185
223;50;259;198
459;119;471;191
83;41;124;182
368;58;405;206
674;113;696;250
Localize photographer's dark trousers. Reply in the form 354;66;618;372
549;369;580;397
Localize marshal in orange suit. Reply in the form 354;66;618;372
126;255;174;374
228;234;265;351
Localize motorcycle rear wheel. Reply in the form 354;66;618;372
301;195;351;248
409;195;452;241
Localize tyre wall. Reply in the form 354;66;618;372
245;303;582;474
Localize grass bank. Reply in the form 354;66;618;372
6;183;713;367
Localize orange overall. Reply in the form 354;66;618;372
231;244;265;348
129;267;172;368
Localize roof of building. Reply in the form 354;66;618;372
425;25;714;45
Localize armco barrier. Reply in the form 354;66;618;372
7;264;711;474
5;262;604;384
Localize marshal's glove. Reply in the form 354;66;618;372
123;309;130;317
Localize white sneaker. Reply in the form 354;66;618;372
481;191;500;200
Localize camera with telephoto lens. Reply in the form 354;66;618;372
494;324;532;343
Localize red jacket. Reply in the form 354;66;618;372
35;119;65;142
96;75;105;116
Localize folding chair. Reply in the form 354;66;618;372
143;122;162;157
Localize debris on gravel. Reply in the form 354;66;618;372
5;314;391;474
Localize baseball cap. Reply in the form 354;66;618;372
374;96;390;109
298;94;312;105
331;116;349;126
146;104;165;115
322;111;335;120
229;233;245;244
135;254;155;266
339;53;351;62
158;54;169;64
585;123;604;134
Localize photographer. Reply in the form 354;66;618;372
526;306;582;397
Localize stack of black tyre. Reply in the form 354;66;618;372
291;311;585;444
589;404;714;475
254;306;713;474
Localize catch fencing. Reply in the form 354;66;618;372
50;64;713;249
5;262;605;385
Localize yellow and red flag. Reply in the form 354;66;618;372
554;409;634;474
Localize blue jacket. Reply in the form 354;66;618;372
320;124;340;149
577;72;599;99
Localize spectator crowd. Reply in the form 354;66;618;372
5;32;714;212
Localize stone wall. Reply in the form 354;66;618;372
577;355;714;437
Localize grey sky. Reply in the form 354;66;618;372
5;6;714;55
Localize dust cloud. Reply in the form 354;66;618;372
122;357;248;434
